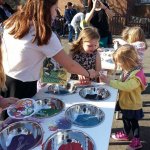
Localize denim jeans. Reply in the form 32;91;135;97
68;24;74;42
74;26;80;40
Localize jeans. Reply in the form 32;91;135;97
68;24;74;42
74;26;80;40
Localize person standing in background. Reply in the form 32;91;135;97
0;0;14;22
52;9;64;36
71;10;86;40
64;2;77;42
85;0;114;47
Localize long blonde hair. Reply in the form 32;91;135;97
0;38;6;91
4;0;58;46
70;27;100;55
113;44;141;71
127;26;147;49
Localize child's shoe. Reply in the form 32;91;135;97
126;137;142;150
111;131;129;141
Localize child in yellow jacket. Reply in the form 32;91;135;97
100;44;147;150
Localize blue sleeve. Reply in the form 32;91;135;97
64;10;70;22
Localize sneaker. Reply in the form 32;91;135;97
112;131;129;141
126;138;142;150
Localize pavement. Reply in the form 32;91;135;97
61;37;150;150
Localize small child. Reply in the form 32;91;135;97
100;44;147;150
114;26;147;64
127;26;147;63
69;27;101;84
113;27;130;49
121;26;130;41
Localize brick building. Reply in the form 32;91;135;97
59;0;150;18
58;0;149;36
107;0;150;18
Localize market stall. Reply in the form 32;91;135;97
0;81;118;150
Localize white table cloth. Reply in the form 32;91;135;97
99;48;116;70
32;81;118;150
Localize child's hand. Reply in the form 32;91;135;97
88;69;97;79
78;75;91;85
99;74;110;84
113;39;127;45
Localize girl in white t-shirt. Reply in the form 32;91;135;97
1;0;97;99
0;38;18;115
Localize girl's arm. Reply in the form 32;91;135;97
100;75;141;91
0;96;18;113
110;78;141;91
53;50;96;78
113;38;128;45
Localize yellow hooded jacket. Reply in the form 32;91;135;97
110;69;147;110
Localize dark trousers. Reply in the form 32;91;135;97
68;24;74;42
123;117;140;138
1;75;37;99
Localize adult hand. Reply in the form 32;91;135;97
93;0;98;9
0;97;19;110
93;0;106;9
98;1;108;10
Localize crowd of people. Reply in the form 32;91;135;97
51;0;114;47
0;0;148;150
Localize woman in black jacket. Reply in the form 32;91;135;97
0;0;14;22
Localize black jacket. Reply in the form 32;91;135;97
0;3;14;22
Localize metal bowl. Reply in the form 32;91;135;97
43;129;95;150
79;86;110;101
33;98;65;118
7;98;37;119
65;104;105;128
47;83;76;95
0;121;43;150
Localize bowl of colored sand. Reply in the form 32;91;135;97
65;103;105;128
47;83;77;95
79;86;110;101
43;129;95;150
0;121;43;150
7;98;38;119
33;98;65;118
